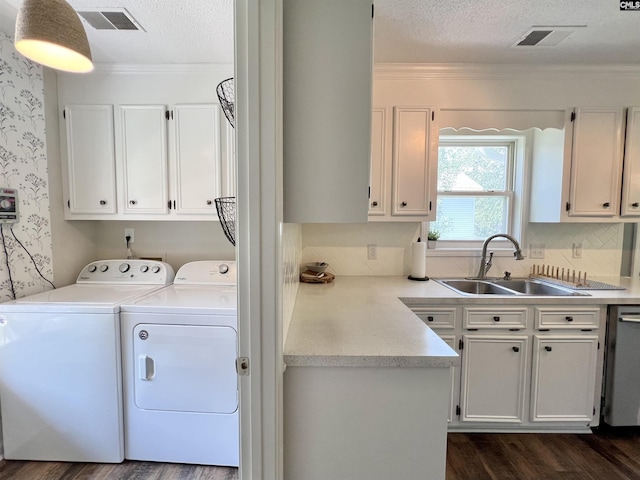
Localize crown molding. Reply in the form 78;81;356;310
374;63;640;81
91;63;234;75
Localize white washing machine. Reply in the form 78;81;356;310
0;259;175;463
120;260;239;466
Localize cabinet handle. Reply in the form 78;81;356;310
129;200;137;205
565;316;573;322
372;201;378;207
493;316;500;322
427;316;434;322
512;346;520;353
633;202;639;208
99;200;107;205
603;202;610;208
400;201;407;207
206;200;212;205
545;346;553;352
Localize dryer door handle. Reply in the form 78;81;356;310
138;354;155;381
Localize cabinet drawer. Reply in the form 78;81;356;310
412;307;456;329
463;307;527;329
534;307;600;329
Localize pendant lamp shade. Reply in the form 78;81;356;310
15;0;94;73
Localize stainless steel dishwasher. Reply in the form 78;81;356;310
603;306;640;426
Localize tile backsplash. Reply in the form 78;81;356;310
301;222;627;278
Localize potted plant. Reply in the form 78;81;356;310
427;230;440;249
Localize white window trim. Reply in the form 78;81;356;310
424;131;531;256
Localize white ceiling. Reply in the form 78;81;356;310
0;0;638;65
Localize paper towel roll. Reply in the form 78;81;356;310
411;242;426;279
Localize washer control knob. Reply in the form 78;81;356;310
219;264;229;274
151;265;161;273
99;265;109;272
119;263;130;273
140;265;149;273
88;265;97;273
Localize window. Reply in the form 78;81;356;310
429;134;525;249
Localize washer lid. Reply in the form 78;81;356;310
0;284;168;313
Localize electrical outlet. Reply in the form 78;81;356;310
125;228;134;244
367;244;377;260
572;242;582;259
529;243;545;259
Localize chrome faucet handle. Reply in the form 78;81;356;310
503;271;511;280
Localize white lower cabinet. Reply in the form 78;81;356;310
460;335;528;423
412;304;604;432
530;335;598;422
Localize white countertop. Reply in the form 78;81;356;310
284;275;640;368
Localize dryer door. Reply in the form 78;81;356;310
133;323;238;414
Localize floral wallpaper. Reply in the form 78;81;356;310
0;31;53;300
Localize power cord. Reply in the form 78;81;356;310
126;235;134;259
8;224;55;291
1;225;17;300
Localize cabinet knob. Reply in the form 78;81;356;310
99;200;107;205
603;202;610;208
545;346;553;352
206;200;212;205
512;346;520;353
427;316;434;322
565;316;573;322
633;202;639;208
401;201;407;207
493;316;500;322
371;201;378;207
129;200;137;205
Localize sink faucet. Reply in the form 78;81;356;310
475;234;525;280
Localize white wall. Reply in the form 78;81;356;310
300;65;640;279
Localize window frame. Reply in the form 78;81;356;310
425;132;529;254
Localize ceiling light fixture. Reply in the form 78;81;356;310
15;0;94;73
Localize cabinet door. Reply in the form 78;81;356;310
64;105;117;215
568;107;624;217
460;335;528;423
120;105;169;214
368;107;387;216
530;335;598;423
621;107;640;217
392;106;437;218
172;104;221;215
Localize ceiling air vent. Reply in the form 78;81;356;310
77;8;144;31
512;26;585;47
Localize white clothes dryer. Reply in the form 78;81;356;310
120;260;239;467
0;259;175;463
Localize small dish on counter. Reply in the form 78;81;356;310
306;262;328;273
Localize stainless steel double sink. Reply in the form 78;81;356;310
436;278;588;296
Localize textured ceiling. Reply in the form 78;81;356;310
0;0;638;65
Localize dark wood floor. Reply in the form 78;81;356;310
0;459;238;480
446;427;640;480
3;428;640;479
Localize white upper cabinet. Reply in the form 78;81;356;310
121;105;169;215
568;107;624;217
621;107;640;217
172;104;222;215
283;0;373;223
368;107;387;216
63;105;117;215
369;106;438;222
62;103;225;220
530;107;629;223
